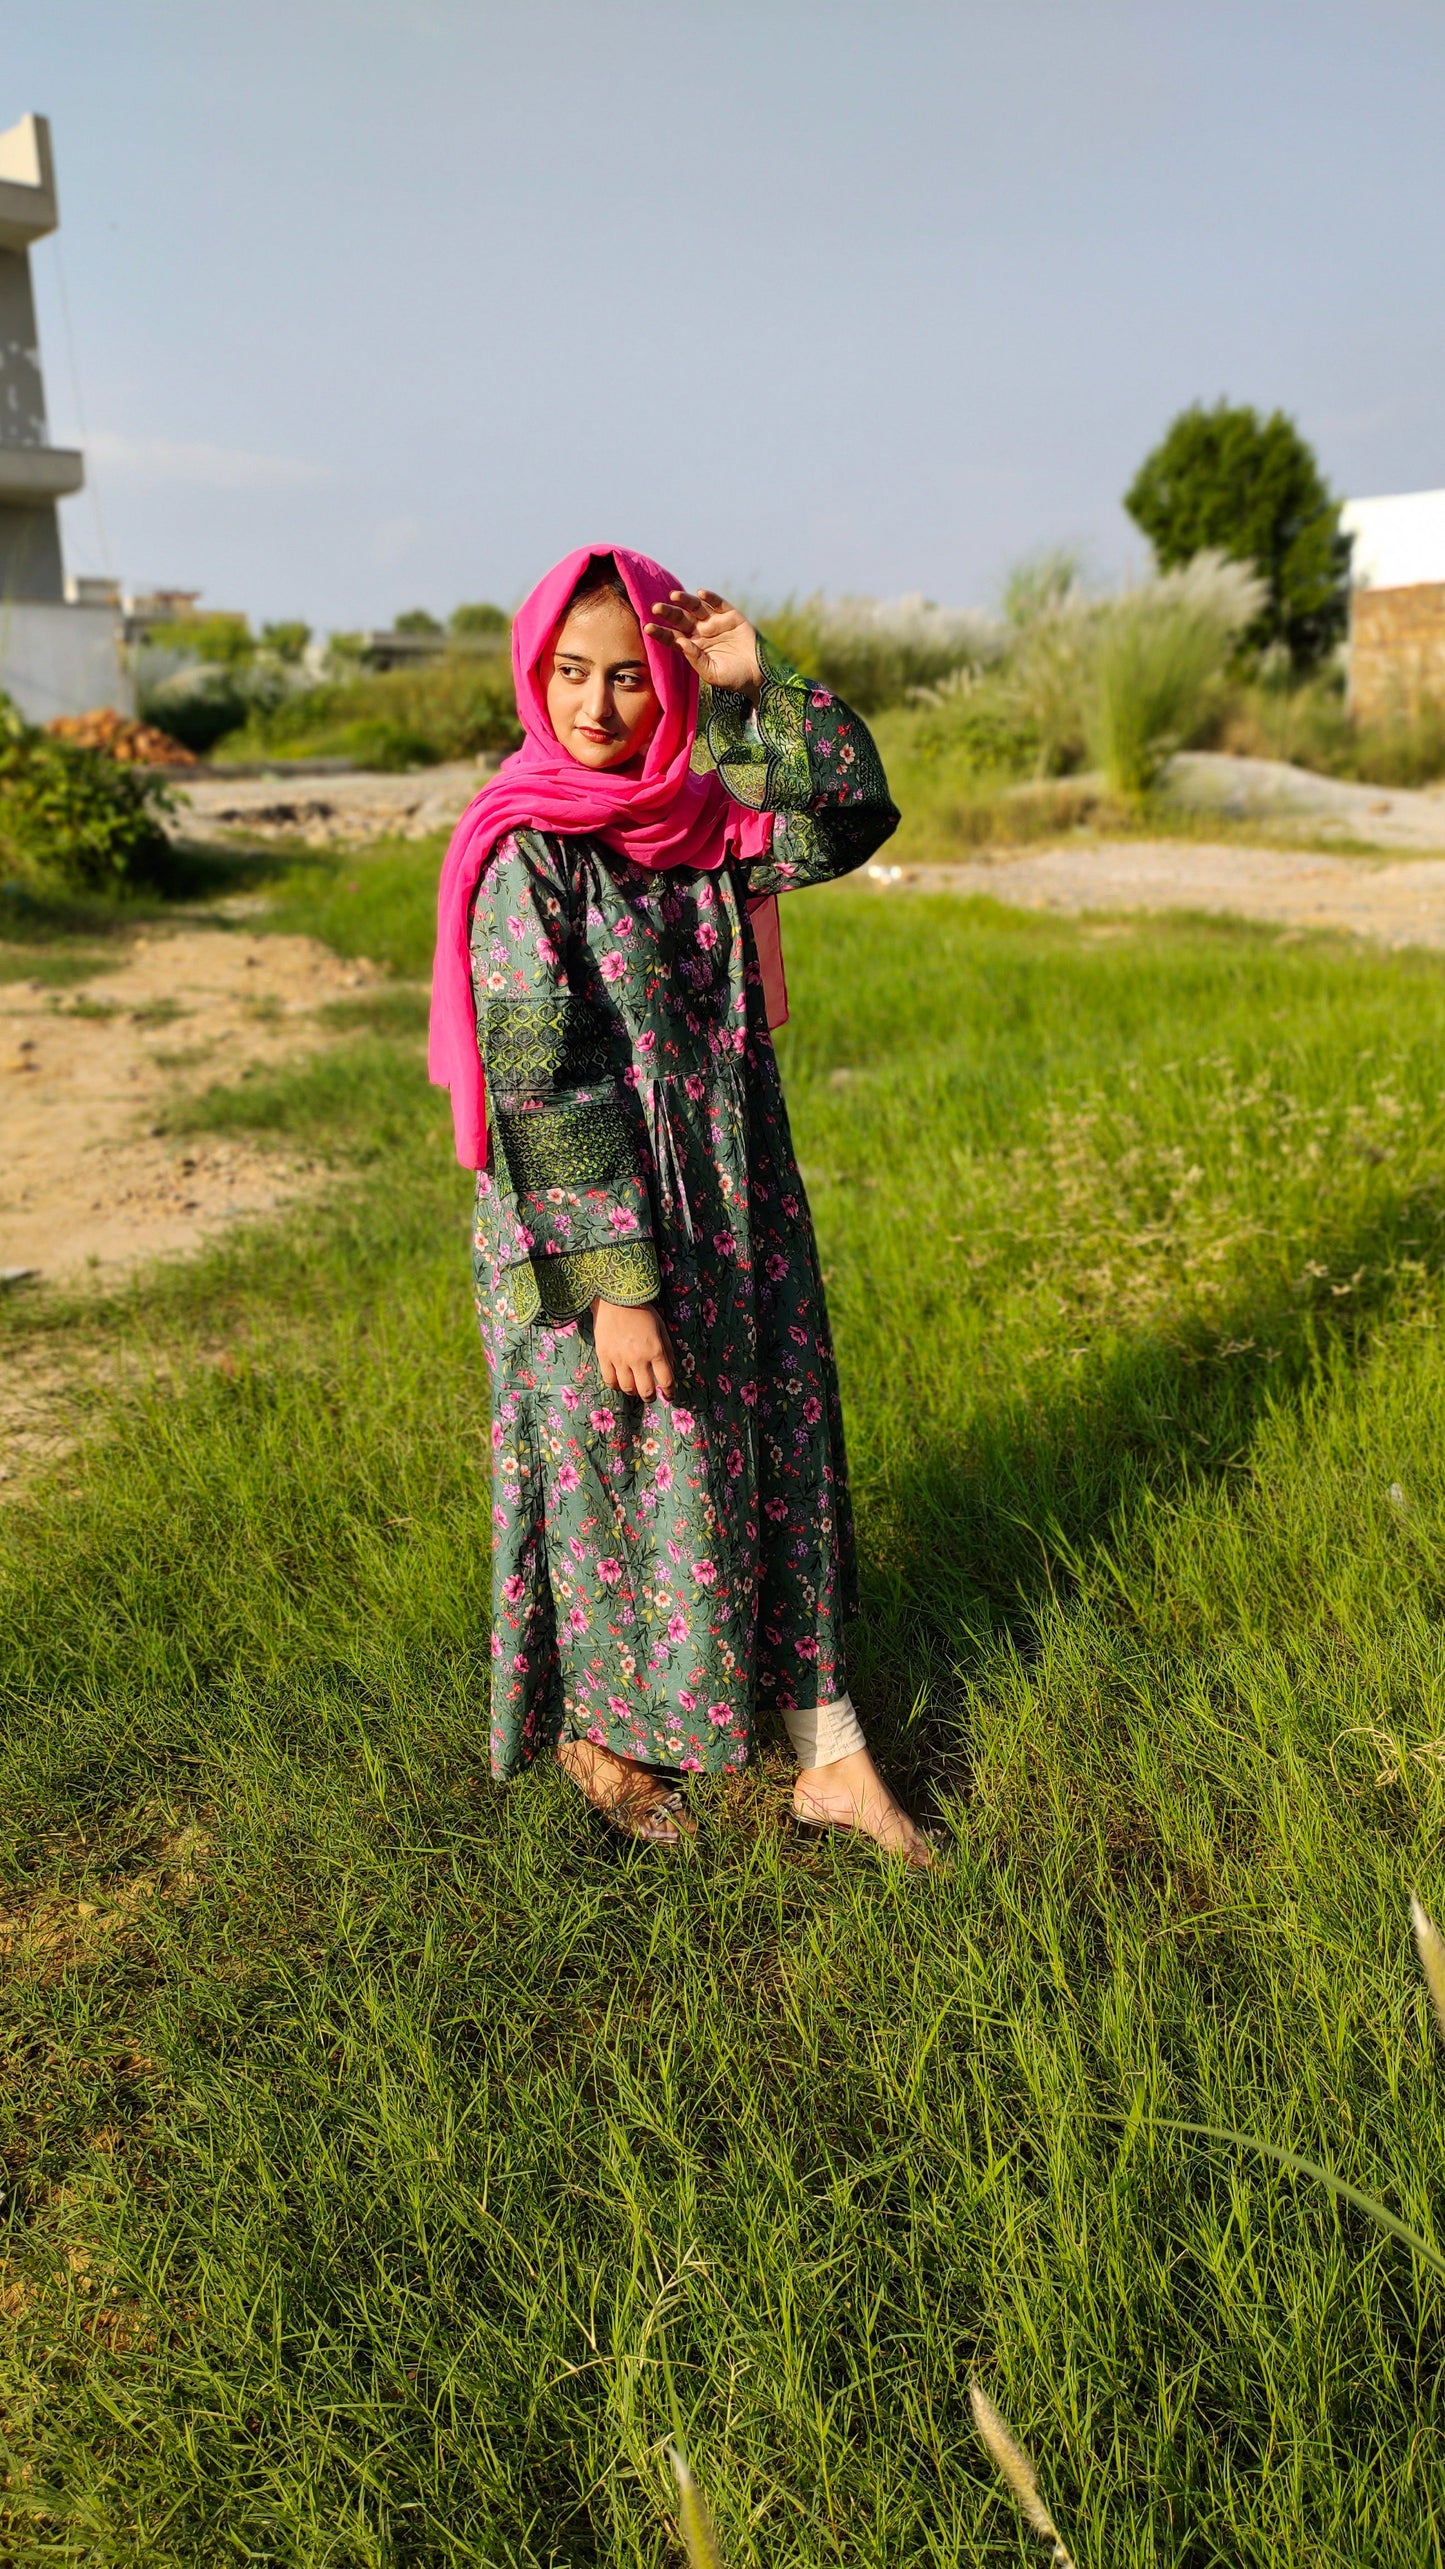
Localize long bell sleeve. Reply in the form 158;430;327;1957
693;632;900;891
470;830;661;1327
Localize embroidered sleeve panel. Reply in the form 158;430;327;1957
695;634;900;889
501;1237;663;1327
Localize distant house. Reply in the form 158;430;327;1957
1341;489;1445;725
0;111;133;719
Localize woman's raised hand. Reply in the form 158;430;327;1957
644;590;762;698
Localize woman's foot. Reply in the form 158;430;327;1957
557;1738;696;1844
792;1747;936;1867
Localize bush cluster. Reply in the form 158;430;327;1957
0;693;173;894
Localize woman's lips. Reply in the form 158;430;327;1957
578;725;615;744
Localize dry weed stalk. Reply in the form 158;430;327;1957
970;2384;1077;2568
667;2444;724;2569
1411;1895;1445;2049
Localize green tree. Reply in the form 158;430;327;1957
394;608;442;636
449;600;508;641
260;620;311;664
1124;402;1351;670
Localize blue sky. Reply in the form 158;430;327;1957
10;0;1444;633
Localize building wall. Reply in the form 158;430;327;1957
0;499;63;600
0;599;133;721
1348;584;1445;726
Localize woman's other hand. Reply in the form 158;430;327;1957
592;1299;676;1401
644;590;762;699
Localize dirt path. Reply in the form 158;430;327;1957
0;926;384;1291
864;840;1445;947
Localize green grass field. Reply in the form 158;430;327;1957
5;842;1445;2565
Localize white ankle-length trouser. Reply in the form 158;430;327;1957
779;1692;867;1769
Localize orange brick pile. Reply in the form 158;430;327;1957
44;707;198;766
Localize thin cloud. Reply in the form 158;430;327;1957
85;432;326;491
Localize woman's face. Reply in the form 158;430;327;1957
542;592;662;770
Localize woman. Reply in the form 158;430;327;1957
430;545;930;1860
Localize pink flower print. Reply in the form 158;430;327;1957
491;1419;504;1449
506;914;526;940
839;741;855;767
712;1230;734;1259
803;1396;822;1425
502;1572;526;1604
795;1638;819;1661
567;1606;588;1634
811;690;830;707
608;1694;630;1717
691;1560;717;1588
586;1724;607;1746
782;1195;799;1219
789;1325;808;1346
597;1558;623;1586
766;1253;788;1282
615;912;634;936
477;1171;494;1198
536;936;558;968
637;1028;656;1053
684;1073;706;1102
516;1224;535;1252
697;882;713;908
491;1631;503;1658
623;1065;641;1088
678;1690;696;1711
667;1538;682;1563
680;1755;702;1773
741;1383;757;1407
765;1498;789;1522
599;950;627;983
667;1612;688;1643
726;1447;743;1478
590;1407;613;1433
696;921;718;951
493;1504;509;1530
707;1703;732;1726
655;1457;673;1492
513;1651;530;1671
562;1385;581;1411
556;1464;581;1494
569;1536;587;1563
607;1205;639;1234
671;1408;695;1437
702;1297;718;1327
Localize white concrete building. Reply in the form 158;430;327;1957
0;112;132;720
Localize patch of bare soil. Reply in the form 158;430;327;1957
0;926;383;1292
862;842;1445;946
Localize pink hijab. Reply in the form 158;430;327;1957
428;543;786;1169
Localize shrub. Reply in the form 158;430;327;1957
260;620;311;664
0;692;172;893
751;592;1000;711
450;602;509;641
1086;553;1265;800
1125;401;1350;671
138;661;251;754
907;669;1042;777
215;650;523;768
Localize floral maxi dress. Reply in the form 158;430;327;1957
470;640;899;1778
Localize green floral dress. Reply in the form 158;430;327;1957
470;639;898;1779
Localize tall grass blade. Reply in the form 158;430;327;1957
667;2444;724;2569
1411;1894;1445;2051
969;2384;1078;2567
1160;2121;1445;2278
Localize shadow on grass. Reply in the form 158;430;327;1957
856;1182;1445;1792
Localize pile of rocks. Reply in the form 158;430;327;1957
45;707;197;766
